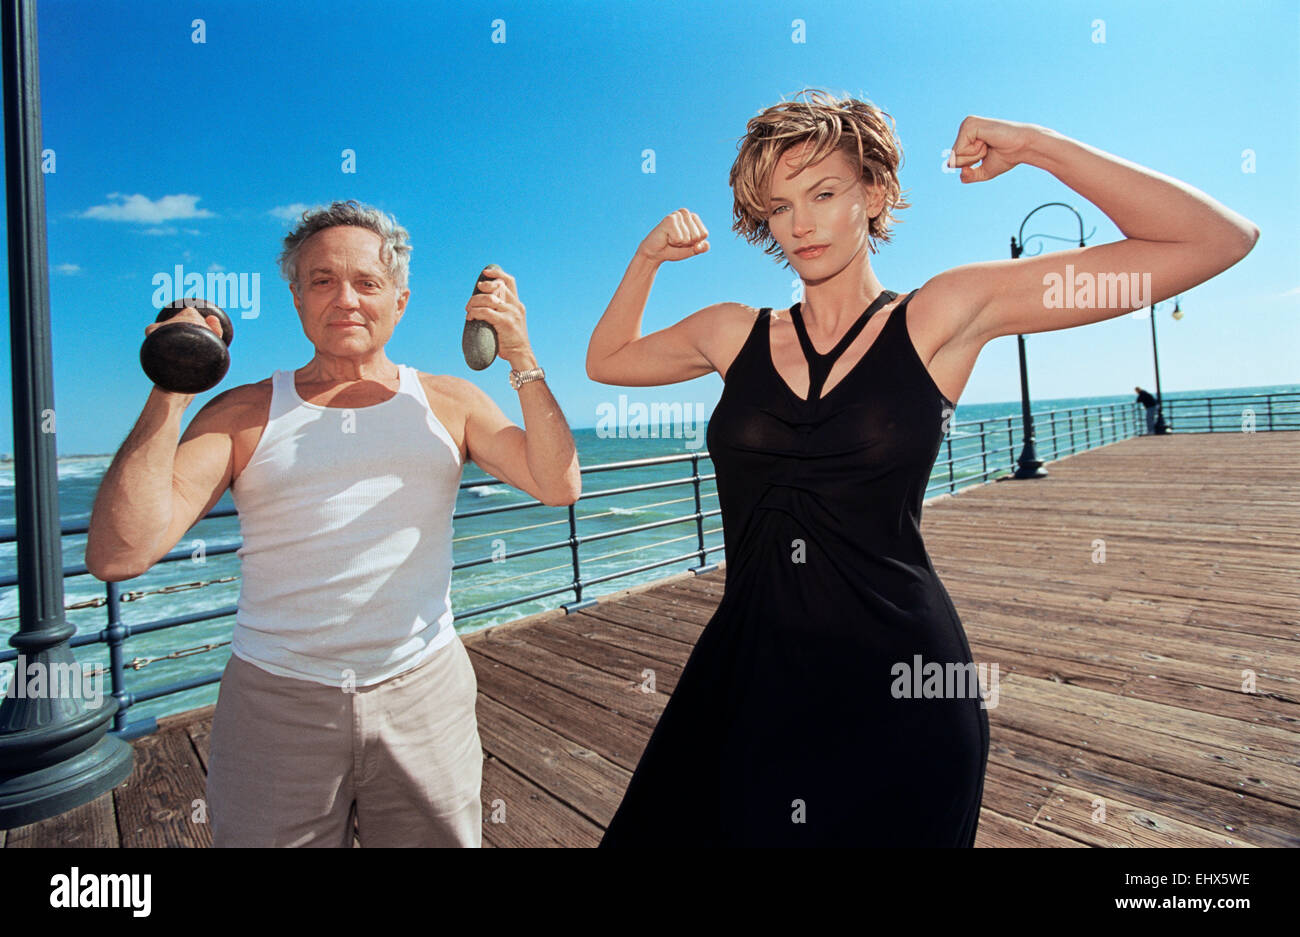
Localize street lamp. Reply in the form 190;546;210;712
1009;203;1096;479
0;0;133;827
1143;296;1182;434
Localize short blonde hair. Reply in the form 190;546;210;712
729;89;910;263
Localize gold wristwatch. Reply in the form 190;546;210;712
509;367;545;390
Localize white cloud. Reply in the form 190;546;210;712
268;203;312;222
53;263;81;275
207;263;225;273
82;193;214;223
1282;285;1300;297
141;226;178;236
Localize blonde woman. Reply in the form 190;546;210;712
586;90;1257;846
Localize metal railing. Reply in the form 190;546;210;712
1;390;1295;738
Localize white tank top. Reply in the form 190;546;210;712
230;364;462;686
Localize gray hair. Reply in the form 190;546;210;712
278;199;412;290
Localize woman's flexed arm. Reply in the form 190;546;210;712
925;117;1259;345
587;209;725;387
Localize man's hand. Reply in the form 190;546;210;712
143;307;224;341
466;267;536;370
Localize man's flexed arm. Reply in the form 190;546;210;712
85;310;235;581
460;376;580;506
459;267;580;505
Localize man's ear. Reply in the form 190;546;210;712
395;287;410;321
289;280;302;314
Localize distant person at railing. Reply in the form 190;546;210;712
84;200;581;848
1135;386;1159;434
585;89;1258;847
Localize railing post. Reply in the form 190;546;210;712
565;503;582;604
1267;394;1273;432
105;580;129;733
1069;411;1075;453
561;500;597;613
692;454;705;564
945;434;955;493
979;421;988;481
688;452;717;574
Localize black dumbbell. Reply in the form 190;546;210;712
140;298;234;394
462;264;500;371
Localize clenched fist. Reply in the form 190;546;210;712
637;208;710;264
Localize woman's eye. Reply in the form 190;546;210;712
817;191;833;199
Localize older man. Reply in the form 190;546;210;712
85;200;581;847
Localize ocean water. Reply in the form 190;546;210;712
0;382;1294;728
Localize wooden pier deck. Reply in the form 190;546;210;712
4;431;1297;847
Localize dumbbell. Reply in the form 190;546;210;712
140;298;234;394
462;264;501;370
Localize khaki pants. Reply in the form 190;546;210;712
206;634;482;847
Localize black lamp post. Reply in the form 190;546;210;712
1145;296;1181;434
1009;202;1094;479
0;0;133;827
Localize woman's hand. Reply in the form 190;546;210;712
637;208;710;263
946;116;1048;184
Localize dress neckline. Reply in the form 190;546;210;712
776;290;901;404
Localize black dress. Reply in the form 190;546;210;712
599;289;990;847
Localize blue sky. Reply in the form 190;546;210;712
0;0;1295;454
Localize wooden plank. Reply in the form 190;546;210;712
548;610;696;668
471;617;684;696
979;763;1057;824
960;612;1297;697
156;702;214;734
480;754;603;848
1030;783;1258;847
957;595;1299;675
114;724;212;847
1117;675;1300;734
948;577;1299;642
991;681;1300;809
578;600;705;647
470;644;653;770
997;675;1299;768
188;717;213;773
972;806;1089;848
617;590;717;625
468;626;672;725
958;640;1134;694
4;792;119;848
664;576;727;604
474;693;630;827
589;594;711;643
988;725;1299;847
